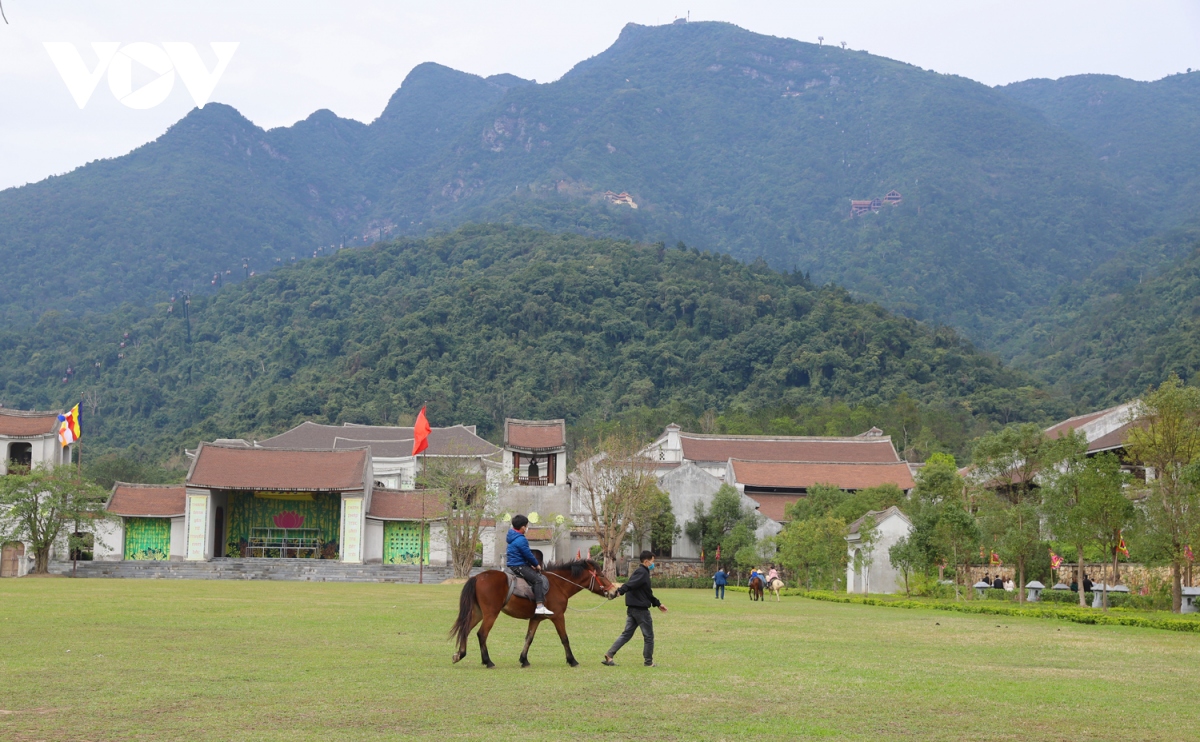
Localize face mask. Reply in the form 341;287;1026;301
647;563;655;570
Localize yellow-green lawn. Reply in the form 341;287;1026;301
2;579;1197;741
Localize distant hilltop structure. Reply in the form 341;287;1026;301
604;191;638;209
850;190;902;217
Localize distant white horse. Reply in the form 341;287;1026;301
768;578;784;601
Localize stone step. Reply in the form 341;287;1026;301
48;559;479;583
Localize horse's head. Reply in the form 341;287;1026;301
547;559;619;598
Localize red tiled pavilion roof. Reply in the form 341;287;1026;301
0;409;62;437
731;459;915;491
107;483;187;517
680;433;901;464
505;419;566;450
187;443;368;492
367;489;446;520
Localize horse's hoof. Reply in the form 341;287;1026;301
568;660;579;668
484;662;496;669
520;661;531;668
451;653;462;664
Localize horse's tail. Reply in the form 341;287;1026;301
450;575;479;647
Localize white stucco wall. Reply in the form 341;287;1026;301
1;434;70;476
92;518;124;561
169;516;185;560
846;511;913;594
364;518;384;563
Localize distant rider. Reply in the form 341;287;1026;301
506;514;553;616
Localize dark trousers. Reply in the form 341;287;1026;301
715;584;725;599
510;565;546;603
607;607;654;664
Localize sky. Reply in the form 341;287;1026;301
1;1;1198;191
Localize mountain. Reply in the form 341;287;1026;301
1006;225;1200;405
1000;71;1200;225
0;21;1156;345
0;65;528;326
0;226;1063;460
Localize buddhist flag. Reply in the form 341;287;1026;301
1186;545;1195;563
1117;532;1130;558
990;551;1002;566
412;406;431;456
715;544;721;561
1049;550;1063;570
57;404;80;447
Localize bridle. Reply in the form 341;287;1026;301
546;567;614;596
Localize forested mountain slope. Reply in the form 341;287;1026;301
1000;71;1200;226
0;226;1062;459
1008;226;1200;405
0;64;526;325
0;22;1151;346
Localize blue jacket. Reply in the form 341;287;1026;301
505;529;539;568
713;570;727;586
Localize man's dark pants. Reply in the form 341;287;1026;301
510;565;546;603
607;607;654;665
715;584;725;599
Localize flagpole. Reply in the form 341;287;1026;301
418;401;427;585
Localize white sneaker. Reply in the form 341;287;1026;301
534;605;554;616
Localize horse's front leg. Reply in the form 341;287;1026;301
549;614;578;667
477;610;499;669
519;618;543;668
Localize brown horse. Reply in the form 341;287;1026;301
450;559;617;668
749;575;764;601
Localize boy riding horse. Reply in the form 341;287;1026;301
506;515;553;616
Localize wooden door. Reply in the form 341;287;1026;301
1;542;24;577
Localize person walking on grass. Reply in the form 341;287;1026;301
713;566;727;599
603;551;667;667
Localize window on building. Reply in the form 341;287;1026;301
7;442;32;472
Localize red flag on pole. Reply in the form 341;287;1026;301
715;545;721;561
412;407;431;456
577;549;582;560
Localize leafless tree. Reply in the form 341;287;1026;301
419;455;497;578
818;36;824;46
572;432;660;580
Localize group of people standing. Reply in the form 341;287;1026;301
710;566;778;599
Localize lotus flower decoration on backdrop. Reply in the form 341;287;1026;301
273;511;304;529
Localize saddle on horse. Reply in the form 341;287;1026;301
506;570;549;606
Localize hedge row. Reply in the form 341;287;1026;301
769;589;1200;633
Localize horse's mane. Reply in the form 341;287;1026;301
544;558;602;578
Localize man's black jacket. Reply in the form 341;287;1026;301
617;564;662;609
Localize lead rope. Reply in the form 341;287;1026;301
545;570;615;613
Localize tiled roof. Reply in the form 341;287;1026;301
107;483;187;517
679;433;900;464
731;459;916;491
187;443;368;491
1088;421;1140;452
367;489;446;520
258;421;498;456
745;493;803;523
1044;406;1120;439
0;409;62;437
505;419;566;450
333;437;413;458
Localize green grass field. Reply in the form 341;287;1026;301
2;579;1198;741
